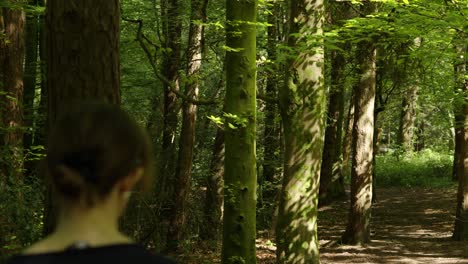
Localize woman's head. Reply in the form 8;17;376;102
46;102;153;207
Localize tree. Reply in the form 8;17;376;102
0;1;26;181
319;1;353;203
452;32;468;241
341;1;377;245
43;0;121;234
23;0;41;177
222;0;257;262
203;127;224;244
168;0;209;250
275;0;326;262
262;0;280;186
155;0;183;213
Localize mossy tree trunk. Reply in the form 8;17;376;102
452;34;468;241
276;0;326;263
341;18;377;244
168;0;208;250
222;0;257;263
43;0;121;234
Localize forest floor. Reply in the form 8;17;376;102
184;187;468;263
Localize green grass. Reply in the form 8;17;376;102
375;149;456;188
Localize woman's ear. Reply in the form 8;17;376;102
119;167;144;193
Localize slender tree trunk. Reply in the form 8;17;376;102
167;0;208;250
23;0;40;177
319;47;347;204
342;90;355;177
156;0;182;221
202;127;225;244
0;3;25;181
43;0;121;235
222;0;257;262
276;0;326;262
35;0;47;150
452;36;468;241
341;4;377;243
262;1;280;185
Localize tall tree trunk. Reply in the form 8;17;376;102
276;0;326;262
43;0;121;235
262;0;280;185
156;0;182;222
0;2;26;181
342;90;355;177
319;0;353;205
341;3;377;244
452;35;468;241
319;48;347;204
222;0;257;263
202;127;225;244
397;83;418;152
23;0;40;177
167;0;208;251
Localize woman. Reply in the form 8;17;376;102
8;102;175;264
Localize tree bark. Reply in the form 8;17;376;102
167;0;208;251
222;0;257;263
397;83;418;152
341;4;377;243
43;0;121;235
452;35;468;241
202;127;225;244
276;0;326;262
0;2;25;181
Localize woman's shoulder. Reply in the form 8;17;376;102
7;244;176;264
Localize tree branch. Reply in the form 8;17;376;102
122;16;221;106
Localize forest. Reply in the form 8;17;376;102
0;0;467;263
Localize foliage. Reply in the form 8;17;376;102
375;149;455;188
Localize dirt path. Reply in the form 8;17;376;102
317;187;468;264
185;187;468;263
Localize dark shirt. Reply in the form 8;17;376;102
6;244;176;264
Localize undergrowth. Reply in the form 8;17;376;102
375;149;455;188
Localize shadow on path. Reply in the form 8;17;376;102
318;187;468;264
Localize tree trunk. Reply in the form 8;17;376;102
342;90;355;177
43;0;121;235
397;83;418;152
156;0;182;222
262;1;280;185
452;36;468;241
319;48;347;204
167;0;208;251
202;127;225;244
0;3;25;181
222;0;257;263
276;0;326;262
341;5;377;243
23;0;40;177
